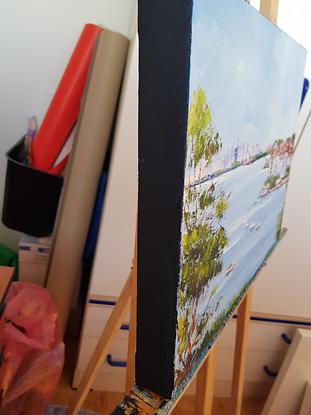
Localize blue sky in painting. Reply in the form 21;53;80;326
190;0;306;149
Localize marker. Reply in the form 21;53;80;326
24;116;38;165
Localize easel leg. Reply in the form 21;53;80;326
231;286;253;415
125;235;138;392
67;274;132;415
196;341;219;415
260;0;279;24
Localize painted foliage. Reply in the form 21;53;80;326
136;0;306;401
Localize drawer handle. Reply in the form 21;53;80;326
107;354;127;368
281;333;292;345
263;365;278;378
120;324;129;331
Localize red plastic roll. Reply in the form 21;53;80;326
31;23;102;172
49;155;69;176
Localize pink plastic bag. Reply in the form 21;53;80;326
0;282;65;415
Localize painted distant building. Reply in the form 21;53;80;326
204;141;263;177
225;142;262;167
268;137;294;178
233;145;239;163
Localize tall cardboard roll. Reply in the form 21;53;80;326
32;24;102;172
46;31;129;336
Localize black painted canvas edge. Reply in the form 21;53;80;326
136;0;194;398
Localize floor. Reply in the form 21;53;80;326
52;386;265;415
51;347;266;415
51;314;266;414
174;396;265;415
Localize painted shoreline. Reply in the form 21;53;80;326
188;152;267;188
259;177;289;198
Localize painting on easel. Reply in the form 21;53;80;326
137;0;306;402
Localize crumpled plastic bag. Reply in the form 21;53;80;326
0;282;65;415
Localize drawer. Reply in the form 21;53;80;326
73;336;285;396
77;335;128;370
75;343;282;394
82;306;294;352
248;323;294;352
82;303;130;339
74;364;126;392
76;335;285;386
217;319;294;353
216;346;285;382
214;379;272;399
74;334;128;392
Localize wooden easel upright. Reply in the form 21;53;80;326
67;2;279;414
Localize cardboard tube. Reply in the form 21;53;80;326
32;24;102;172
46;31;129;336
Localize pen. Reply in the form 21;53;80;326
24;116;38;165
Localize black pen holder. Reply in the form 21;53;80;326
2;137;63;237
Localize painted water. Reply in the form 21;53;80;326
197;156;287;332
172;153;289;396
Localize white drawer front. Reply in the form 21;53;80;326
216;347;285;382
77;335;128;370
76;335;285;388
217;319;294;352
74;365;126;392
82;304;130;339
83;306;294;351
248;323;294;352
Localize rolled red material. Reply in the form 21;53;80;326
49;155;69;176
31;23;102;173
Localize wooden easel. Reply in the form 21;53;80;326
67;1;279;414
67;241;253;415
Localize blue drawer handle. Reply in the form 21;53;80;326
120;324;129;331
107;354;127;368
281;333;292;345
263;365;278;378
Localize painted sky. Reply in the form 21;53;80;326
190;0;306;150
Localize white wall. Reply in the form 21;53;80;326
0;0;136;250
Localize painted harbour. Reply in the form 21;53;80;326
193;155;288;347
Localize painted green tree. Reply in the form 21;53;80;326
175;87;229;385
